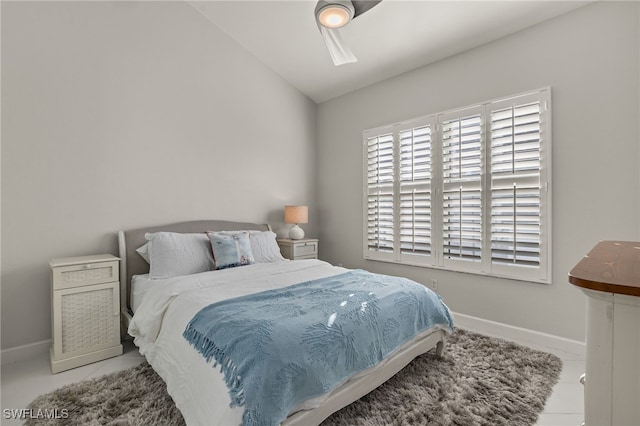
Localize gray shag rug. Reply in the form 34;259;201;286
27;329;562;426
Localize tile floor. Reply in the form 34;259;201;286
1;332;584;425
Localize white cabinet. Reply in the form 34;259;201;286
50;254;123;373
569;241;640;426
277;238;319;260
579;290;640;426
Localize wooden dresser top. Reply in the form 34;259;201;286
569;241;640;297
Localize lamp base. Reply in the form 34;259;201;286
289;224;305;240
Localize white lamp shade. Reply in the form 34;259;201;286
284;205;308;224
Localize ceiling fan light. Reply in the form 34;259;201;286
317;4;352;29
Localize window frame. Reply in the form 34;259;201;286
362;88;552;284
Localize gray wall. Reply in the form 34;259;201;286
1;2;317;350
317;1;640;342
2;1;639;351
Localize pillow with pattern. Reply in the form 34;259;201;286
207;231;255;270
216;230;285;263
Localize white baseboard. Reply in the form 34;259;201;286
453;311;586;356
0;314;586;365
1;339;51;366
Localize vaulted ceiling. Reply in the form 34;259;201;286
189;1;590;103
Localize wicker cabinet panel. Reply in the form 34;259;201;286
52;260;118;290
50;254;122;373
60;286;118;353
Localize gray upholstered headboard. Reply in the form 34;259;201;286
118;220;270;319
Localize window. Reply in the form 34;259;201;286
363;89;551;283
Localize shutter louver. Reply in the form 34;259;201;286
491;102;541;175
367;133;394;185
399;125;432;257
366;133;395;255
367;191;394;253
442;114;482;181
400;190;431;255
442;186;482;260
490;100;542;267
400;126;431;182
490;184;540;265
441;113;483;263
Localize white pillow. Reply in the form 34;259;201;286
145;232;214;279
136;242;151;263
250;231;286;263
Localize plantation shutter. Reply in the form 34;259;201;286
362;88;550;283
399;122;434;263
365;132;395;259
440;109;483;268
489;92;548;278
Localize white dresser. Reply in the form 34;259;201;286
569;241;640;426
49;254;123;373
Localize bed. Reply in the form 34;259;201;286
118;220;453;426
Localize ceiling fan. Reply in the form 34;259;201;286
314;0;382;66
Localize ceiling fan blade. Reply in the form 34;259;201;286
319;26;357;66
352;0;382;18
315;0;382;65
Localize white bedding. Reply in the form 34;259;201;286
129;259;349;425
130;273;153;313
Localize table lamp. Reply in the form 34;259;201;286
285;205;308;240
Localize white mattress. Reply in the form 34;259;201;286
129;259;350;425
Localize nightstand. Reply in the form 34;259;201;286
49;254;123;373
277;238;319;260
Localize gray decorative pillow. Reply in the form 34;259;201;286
207;232;255;270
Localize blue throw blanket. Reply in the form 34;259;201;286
183;270;454;426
